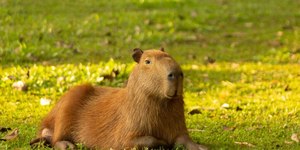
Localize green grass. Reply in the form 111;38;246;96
1;0;300;149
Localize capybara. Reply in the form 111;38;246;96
30;48;207;150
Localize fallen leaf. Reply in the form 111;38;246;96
55;41;74;49
190;11;198;18
224;32;245;38
268;40;283;47
244;22;253;28
188;54;197;60
275;144;282;148
72;48;81;54
0;127;11;133
12;81;28;91
188;129;205;132
282;25;293;30
204;56;216;64
292;48;300;54
202;107;216;111
26;53;39;61
223;126;236;131
284;85;291;91
291;133;299;143
234;141;255;147
26;70;30;78
191;64;199;70
236;106;243;111
96;77;104;83
0;128;19;141
57;76;65;83
112;69;120;76
19;35;24;43
7;75;16;80
178;14;185;20
144;19;153;25
105;31;112;36
284;140;293;145
231;63;240;69
277;31;283;37
188;108;201;115
103;74;114;81
217;0;228;5
102;68;120;81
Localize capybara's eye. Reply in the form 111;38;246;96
145;59;151;64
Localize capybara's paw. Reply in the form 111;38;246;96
190;144;208;150
54;141;76;150
198;144;208;150
29;137;51;149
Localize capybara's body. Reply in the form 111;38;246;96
31;49;206;150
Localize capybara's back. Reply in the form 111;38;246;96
30;48;207;150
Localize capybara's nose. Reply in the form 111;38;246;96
167;71;183;81
168;72;175;80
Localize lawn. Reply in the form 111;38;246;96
1;0;300;149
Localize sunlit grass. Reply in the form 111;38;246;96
1;61;300;149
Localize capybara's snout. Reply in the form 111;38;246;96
165;66;183;99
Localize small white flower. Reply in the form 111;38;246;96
57;76;64;83
221;103;230;109
191;65;199;70
12;81;27;91
40;98;51;106
96;77;104;82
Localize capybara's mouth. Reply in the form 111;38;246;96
165;89;181;99
166;90;180;99
166;94;181;99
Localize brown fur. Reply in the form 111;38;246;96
31;49;207;150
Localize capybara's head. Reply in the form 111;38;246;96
127;48;183;100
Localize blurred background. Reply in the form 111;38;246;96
1;0;299;65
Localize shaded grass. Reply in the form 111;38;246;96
1;0;300;65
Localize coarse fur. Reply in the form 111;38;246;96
30;49;207;150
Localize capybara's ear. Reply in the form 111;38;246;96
132;48;143;63
160;47;165;52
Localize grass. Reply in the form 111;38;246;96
0;0;300;149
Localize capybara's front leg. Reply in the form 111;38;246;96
176;134;208;150
129;136;168;149
54;141;76;150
